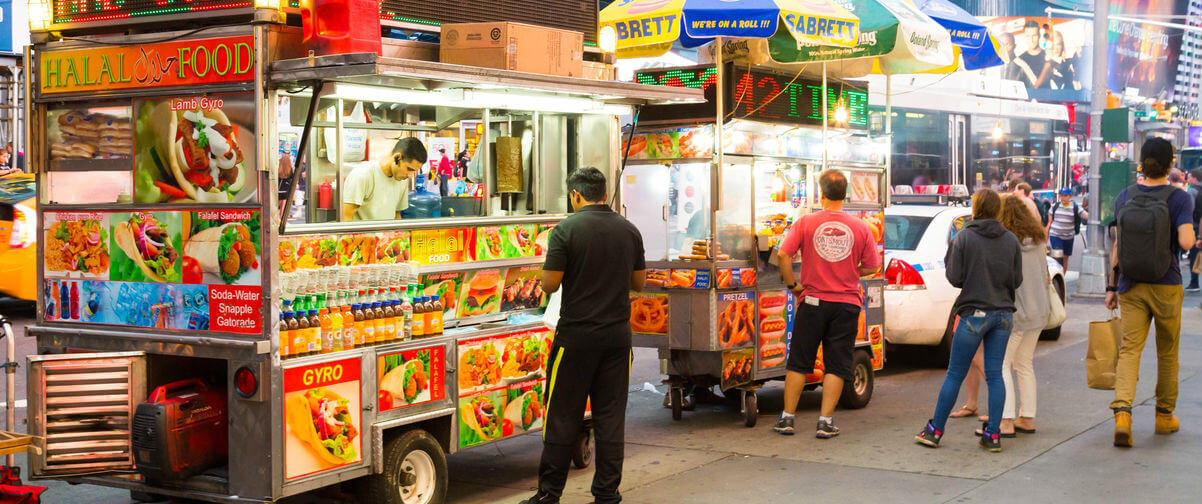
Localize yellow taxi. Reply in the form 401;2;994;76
0;173;36;301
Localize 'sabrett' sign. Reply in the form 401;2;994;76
40;36;254;95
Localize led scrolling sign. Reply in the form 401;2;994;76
635;66;868;128
52;0;252;24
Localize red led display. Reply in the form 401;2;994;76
635;64;868;129
51;0;251;25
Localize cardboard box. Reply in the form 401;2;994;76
382;39;439;62
440;22;583;78
583;61;616;81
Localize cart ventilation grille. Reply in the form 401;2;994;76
379;0;598;44
29;353;146;476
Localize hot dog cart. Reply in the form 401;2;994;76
621;64;887;426
22;8;699;503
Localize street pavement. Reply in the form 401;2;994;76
3;269;1201;503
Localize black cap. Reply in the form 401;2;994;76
1141;137;1174;173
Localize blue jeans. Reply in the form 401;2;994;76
932;310;1013;435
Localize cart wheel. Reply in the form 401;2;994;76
357;429;447;504
670;387;684;421
838;350;874;410
742;390;758;428
571;429;593;469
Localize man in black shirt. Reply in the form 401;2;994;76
1015;20;1049;89
523;167;646;504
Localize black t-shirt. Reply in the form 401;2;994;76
1017;49;1047;87
544;204;646;348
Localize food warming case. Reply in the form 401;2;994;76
23;14;700;504
622;64;888;426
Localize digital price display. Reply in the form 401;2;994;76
52;0;251;25
729;68;868;128
635;65;868;129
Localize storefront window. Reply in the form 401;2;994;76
278;89;617;226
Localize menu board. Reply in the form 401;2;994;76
621;125;714;160
456;329;552;448
133;94;258;204
721;348;754;391
717;291;755;349
42;209;263;334
629;292;668;336
284;357;363;480
378;346;447;412
757;290;792;370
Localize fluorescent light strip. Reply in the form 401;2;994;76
326;83;632;116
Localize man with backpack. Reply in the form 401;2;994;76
1047;187;1088;270
1186;169;1202;292
1105;138;1195;448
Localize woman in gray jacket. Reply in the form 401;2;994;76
996;195;1051;436
915;189;1023;452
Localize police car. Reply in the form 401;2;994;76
884;191;1065;362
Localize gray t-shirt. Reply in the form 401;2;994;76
343;161;410;220
1048;201;1084;239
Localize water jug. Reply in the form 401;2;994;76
402;175;442;219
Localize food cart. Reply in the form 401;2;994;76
22;7;700;503
622;64;888;426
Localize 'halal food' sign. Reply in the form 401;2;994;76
39;36;255;95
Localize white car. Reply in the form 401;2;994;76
883;204;1066;361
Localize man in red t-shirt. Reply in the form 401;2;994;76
774;169;881;438
437;148;454;196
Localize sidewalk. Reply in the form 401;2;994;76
445;294;1202;504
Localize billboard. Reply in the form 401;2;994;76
980;16;1093;103
963;0;1188;103
1106;0;1186;101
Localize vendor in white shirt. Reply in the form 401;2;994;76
342;137;427;221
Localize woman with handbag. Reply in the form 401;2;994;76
993;195;1055;436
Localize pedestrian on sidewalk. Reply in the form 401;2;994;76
773;169;881;439
1186;169;1202;292
915;188;1022;453
1105;138;1194;448
1047;187;1088;272
997;195;1051;437
523;167;646;504
1008;180;1045;225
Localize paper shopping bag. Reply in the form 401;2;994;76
1192;253;1202;275
1086;315;1123;390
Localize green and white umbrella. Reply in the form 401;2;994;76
763;0;954;76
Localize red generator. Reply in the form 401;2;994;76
132;379;228;483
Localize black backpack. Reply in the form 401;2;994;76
1116;185;1177;283
1052;201;1082;235
1037;199;1049;227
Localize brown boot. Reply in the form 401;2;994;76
1114;411;1132;447
1155;412;1179;435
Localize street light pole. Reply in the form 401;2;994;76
1079;0;1110;298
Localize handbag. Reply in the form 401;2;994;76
1046;280;1067;327
1086;312;1123;390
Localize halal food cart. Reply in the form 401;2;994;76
621;64;888;426
22;8;699;504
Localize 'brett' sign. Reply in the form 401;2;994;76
39;36;255;95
